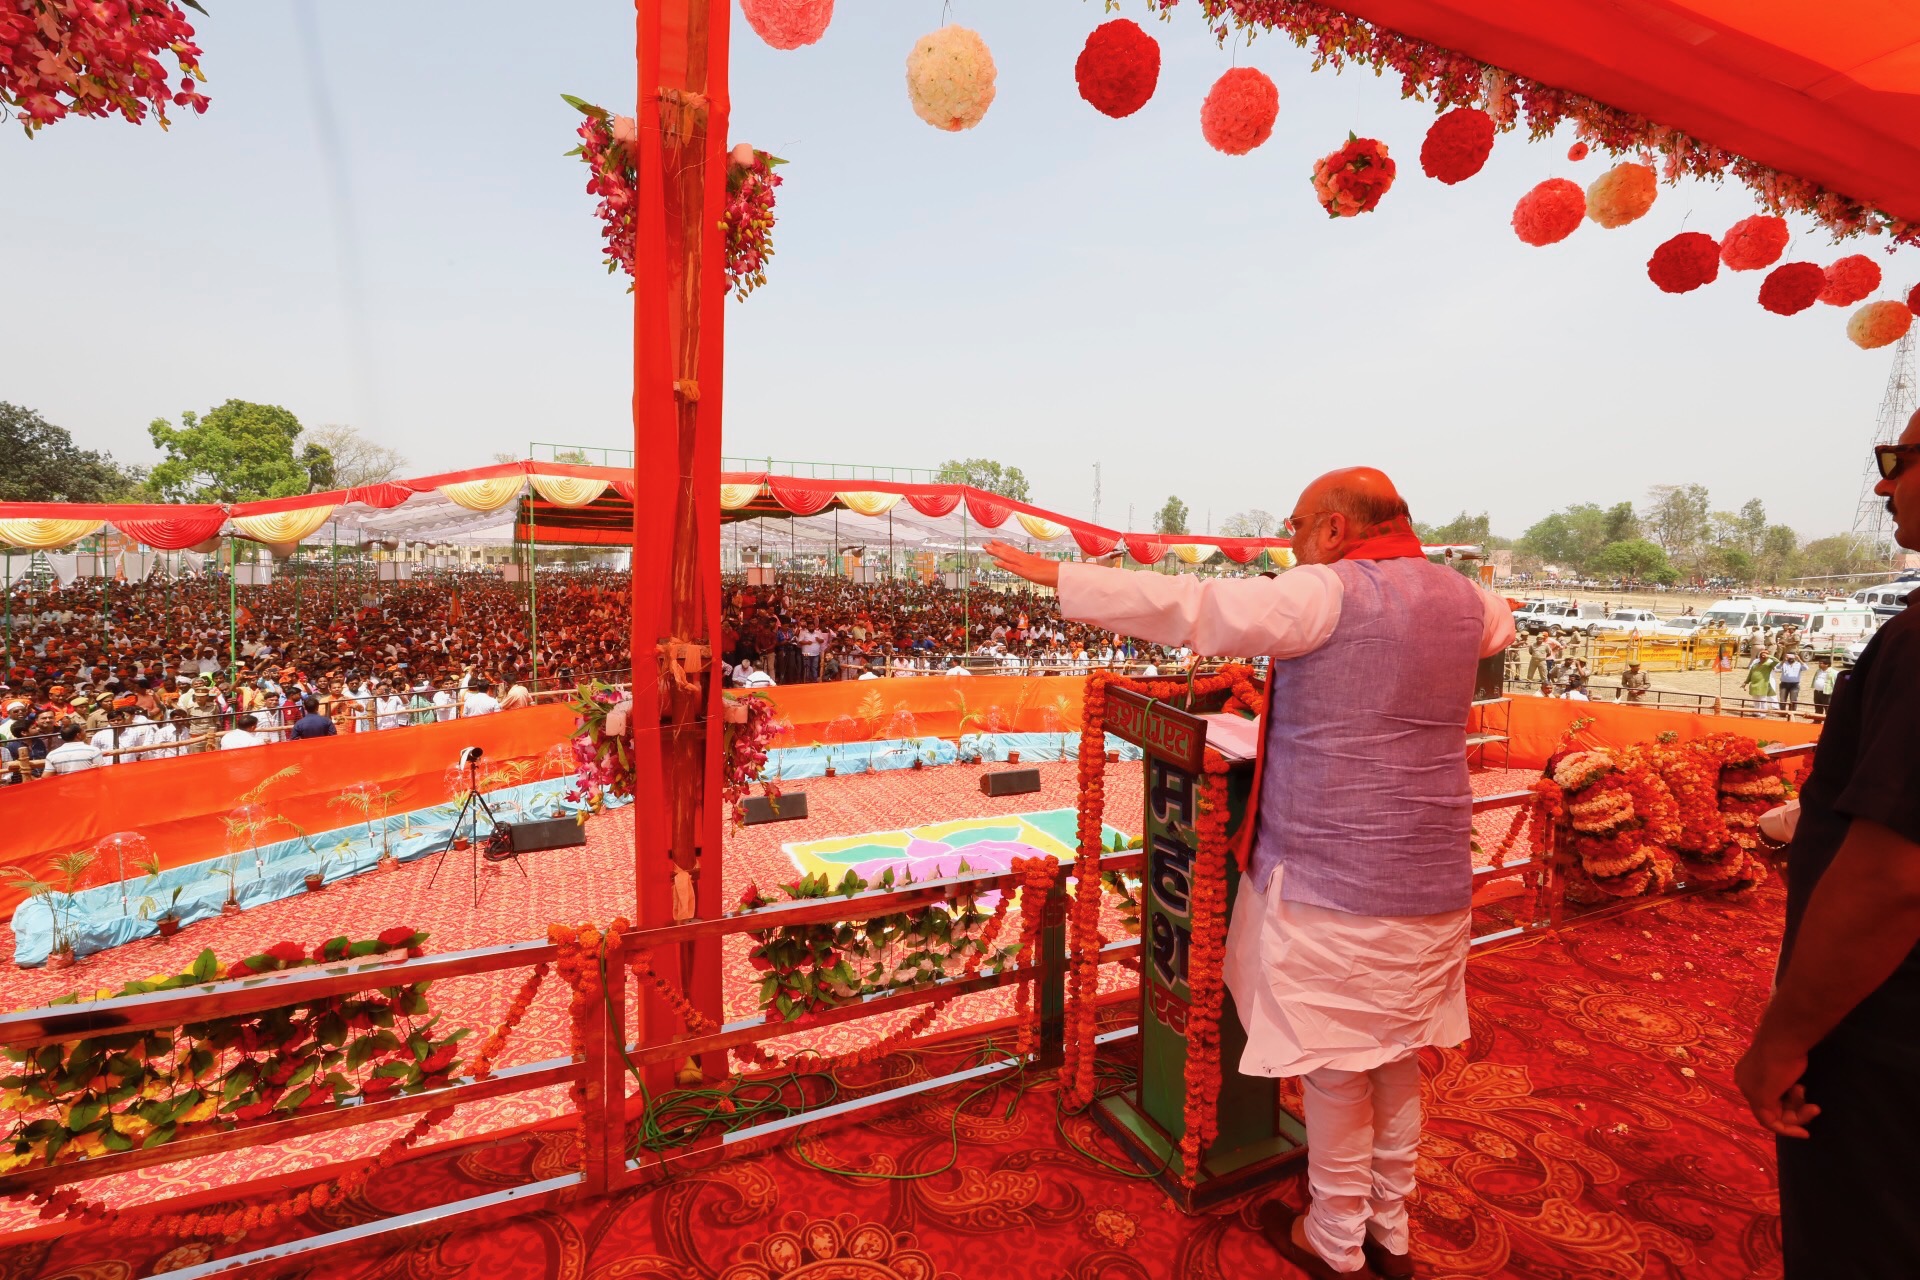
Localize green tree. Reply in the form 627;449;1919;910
1640;483;1711;572
0;402;143;503
1756;524;1801;584
1519;503;1614;573
1416;511;1492;545
1794;535;1888;583
935;457;1029;502
1152;496;1190;535
1601;501;1639;545
1593;537;1677;584
147;400;333;502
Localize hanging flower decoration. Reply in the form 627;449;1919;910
564;96;639;278
1647;232;1720;293
1200;66;1279;155
1075;18;1162;119
1584;162;1656;228
1849;301;1915;350
1311;134;1396;216
906;25;997;132
1759;262;1827;316
739;0;834;51
1820;254;1882;307
1909;282;1920;314
1171;0;1916;248
725;144;785;301
1719;215;1789;271
0;0;209;136
1418;107;1494;184
1512;178;1586;246
1566;141;1590;162
1178;752;1232;1185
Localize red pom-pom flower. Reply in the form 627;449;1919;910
1200;67;1278;155
1512;178;1586;246
1567;142;1589;162
1075;19;1160;119
1758;262;1825;315
1648;232;1721;293
1720;215;1789;271
1820;255;1881;306
1909;281;1920;314
1419;108;1493;185
1312;135;1396;217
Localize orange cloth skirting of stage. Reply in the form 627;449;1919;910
0;705;578;916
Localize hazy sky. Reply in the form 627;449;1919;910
4;1;1914;540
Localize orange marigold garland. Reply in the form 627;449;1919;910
1532;748;1676;902
1010;856;1059;1061
1178;751;1232;1185
1061;672;1111;1108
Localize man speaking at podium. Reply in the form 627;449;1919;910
986;467;1513;1278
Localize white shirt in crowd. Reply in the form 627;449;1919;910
42;740;103;774
433;689;458;722
220;728;264;750
89;726;120;765
462;690;500;717
797;629;827;657
375;695;409;730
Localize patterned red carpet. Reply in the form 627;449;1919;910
4;860;1785;1280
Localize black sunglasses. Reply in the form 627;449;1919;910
1875;442;1920;480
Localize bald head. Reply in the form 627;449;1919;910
1288;468;1412;565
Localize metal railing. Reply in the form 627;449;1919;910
720;456;941;484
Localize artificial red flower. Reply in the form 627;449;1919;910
266;941;306;965
1719;215;1790;271
1820;255;1882;306
1418;107;1494;184
1512;179;1586;246
1566;141;1589;161
377;927;418;949
1312;135;1397;217
1200;67;1278;156
1075;18;1161;119
738;0;833;50
1908;281;1920;314
1759;261;1826;315
1647;232;1721;293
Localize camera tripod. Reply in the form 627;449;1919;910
426;758;528;906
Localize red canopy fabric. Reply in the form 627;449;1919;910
109;512;229;550
1124;535;1168;565
1337;0;1920;224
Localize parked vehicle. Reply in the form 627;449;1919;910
1696;597;1782;634
1849;573;1918;621
1762;602;1879;657
1653;615;1709;639
1513;600;1609;634
1586;608;1663;636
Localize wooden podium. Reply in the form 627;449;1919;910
1093;688;1307;1211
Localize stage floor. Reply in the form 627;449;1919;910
0;763;1542;1238
5;864;1785;1279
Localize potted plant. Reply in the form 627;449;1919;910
6;850;96;968
142;886;186;938
331;783;405;874
1007;748;1021;764
216;857;243;915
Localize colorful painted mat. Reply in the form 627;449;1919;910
783;808;1130;885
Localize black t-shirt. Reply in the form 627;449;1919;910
1782;603;1920;1052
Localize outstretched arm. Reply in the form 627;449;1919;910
984;540;1340;659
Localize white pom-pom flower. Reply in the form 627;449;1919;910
906;25;997;132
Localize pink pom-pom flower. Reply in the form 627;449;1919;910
1200;67;1278;156
739;0;833;51
1512;179;1586;246
1719;215;1789;271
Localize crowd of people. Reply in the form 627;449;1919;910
0;568;632;783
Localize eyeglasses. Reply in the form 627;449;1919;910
1874;442;1920;480
1283;510;1329;536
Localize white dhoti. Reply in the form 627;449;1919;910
1223;870;1471;1272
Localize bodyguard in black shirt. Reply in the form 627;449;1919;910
1738;411;1920;1278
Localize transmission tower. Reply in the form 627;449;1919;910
1849;330;1916;562
1092;461;1102;525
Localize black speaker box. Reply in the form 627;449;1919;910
741;791;809;826
980;768;1042;797
1474;652;1506;702
502;817;589;853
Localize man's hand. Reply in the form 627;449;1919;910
983;541;1062;589
1735;1031;1821;1139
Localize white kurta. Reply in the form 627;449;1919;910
1056;560;1512;1078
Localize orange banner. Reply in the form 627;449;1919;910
1505;695;1821;771
749;675;1088;748
0;707;578;914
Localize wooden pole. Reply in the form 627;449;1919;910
632;0;728;1084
